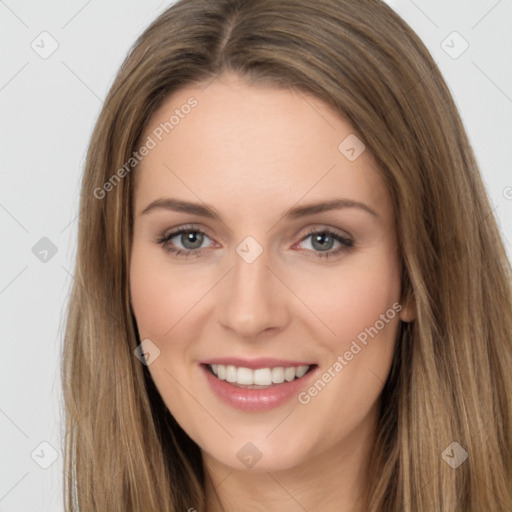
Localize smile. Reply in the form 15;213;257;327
200;359;318;411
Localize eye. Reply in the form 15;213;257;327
156;225;354;260
156;226;215;257
294;228;353;259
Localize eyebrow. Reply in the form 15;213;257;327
140;197;378;220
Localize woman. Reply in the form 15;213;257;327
61;0;512;510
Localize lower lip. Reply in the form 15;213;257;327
201;364;317;412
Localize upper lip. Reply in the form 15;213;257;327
200;357;315;370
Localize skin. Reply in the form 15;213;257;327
129;72;414;512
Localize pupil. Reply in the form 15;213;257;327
313;233;333;251
183;231;203;249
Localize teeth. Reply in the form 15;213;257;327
284;367;296;382
237;367;253;385
209;364;310;385
271;367;285;384
225;365;237;383
296;365;308;378
253;368;272;386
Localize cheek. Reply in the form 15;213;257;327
129;244;202;341
130;258;172;340
290;251;402;449
296;249;402;353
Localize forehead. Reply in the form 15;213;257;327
133;73;391;222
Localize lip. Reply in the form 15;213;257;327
200;361;318;412
200;357;314;370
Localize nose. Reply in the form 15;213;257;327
216;245;289;339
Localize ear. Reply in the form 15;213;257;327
399;292;416;323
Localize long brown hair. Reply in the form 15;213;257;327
61;0;512;510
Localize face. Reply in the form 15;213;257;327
130;72;412;474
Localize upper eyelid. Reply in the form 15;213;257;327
160;225;213;242
161;223;352;238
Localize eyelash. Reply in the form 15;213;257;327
156;225;354;260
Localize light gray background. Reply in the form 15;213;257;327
1;1;511;510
